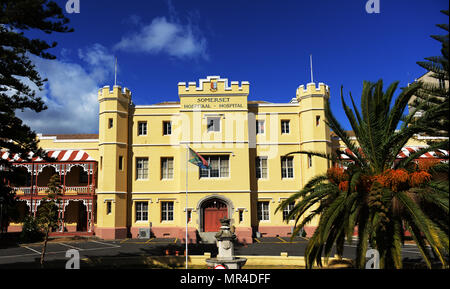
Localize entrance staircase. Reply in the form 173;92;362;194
198;232;217;244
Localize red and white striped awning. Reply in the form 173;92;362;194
1;150;95;162
339;147;449;160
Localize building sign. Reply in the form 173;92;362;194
182;97;244;110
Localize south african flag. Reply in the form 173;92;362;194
188;147;209;169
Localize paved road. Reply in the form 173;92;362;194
0;236;426;268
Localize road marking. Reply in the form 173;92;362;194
59;242;82;250
145;238;155;244
0;245;118;260
21;246;41;254
174;238;178;244
277;237;287;243
254;238;261;243
0;252;39;259
120;238;129;244
90;240;121;248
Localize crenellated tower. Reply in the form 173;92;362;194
96;85;131;239
297;82;331;186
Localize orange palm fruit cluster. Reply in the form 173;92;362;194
409;170;432;187
417;159;440;172
373;168;432;192
327;166;349;185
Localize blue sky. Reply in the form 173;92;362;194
18;0;449;134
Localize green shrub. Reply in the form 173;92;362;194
20;216;43;243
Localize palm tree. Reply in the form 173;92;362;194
276;80;449;269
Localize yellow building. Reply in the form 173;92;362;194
96;76;332;242
7;76;332;242
6;75;447;242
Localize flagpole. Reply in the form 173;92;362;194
185;144;189;269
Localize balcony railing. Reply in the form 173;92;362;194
12;187;33;195
12;185;95;195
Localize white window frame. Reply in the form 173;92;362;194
283;201;295;221
135;201;149;222
136;157;149;180
256;120;265;134
281;120;290;134
281;157;294;179
257;201;270;221
199;155;229;178
163;121;172;135
161;201;174;222
161;157;174;180
256;157;268;179
138;121;147;136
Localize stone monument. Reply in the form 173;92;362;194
205;218;247;269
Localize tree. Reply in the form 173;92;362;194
277;80;449;269
411;10;449;146
37;173;62;267
0;0;72;230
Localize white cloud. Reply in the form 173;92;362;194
114;16;208;60
78;43;115;82
17;44;115;134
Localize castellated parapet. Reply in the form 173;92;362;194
98;85;132;103
296;82;329;100
178;76;249;95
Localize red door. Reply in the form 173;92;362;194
203;200;227;232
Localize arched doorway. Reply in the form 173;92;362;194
202;199;228;232
64;201;87;232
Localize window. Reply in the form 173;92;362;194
200;155;229;178
308;154;313;168
186;209;192;223
161;201;174;221
316;115;320;127
138;122;147;136
161;157;174;179
256;120;265;134
136;158;149;180
108;118;113;129
207;117;221;132
281;120;290;134
239;209;244;223
281;157;294;179
257;201;270;221
100;157;103;170
283;202;295;221
135;202;148;222
118;156;123;171
106;201;112;215
256;157;268;179
163;121;172;135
